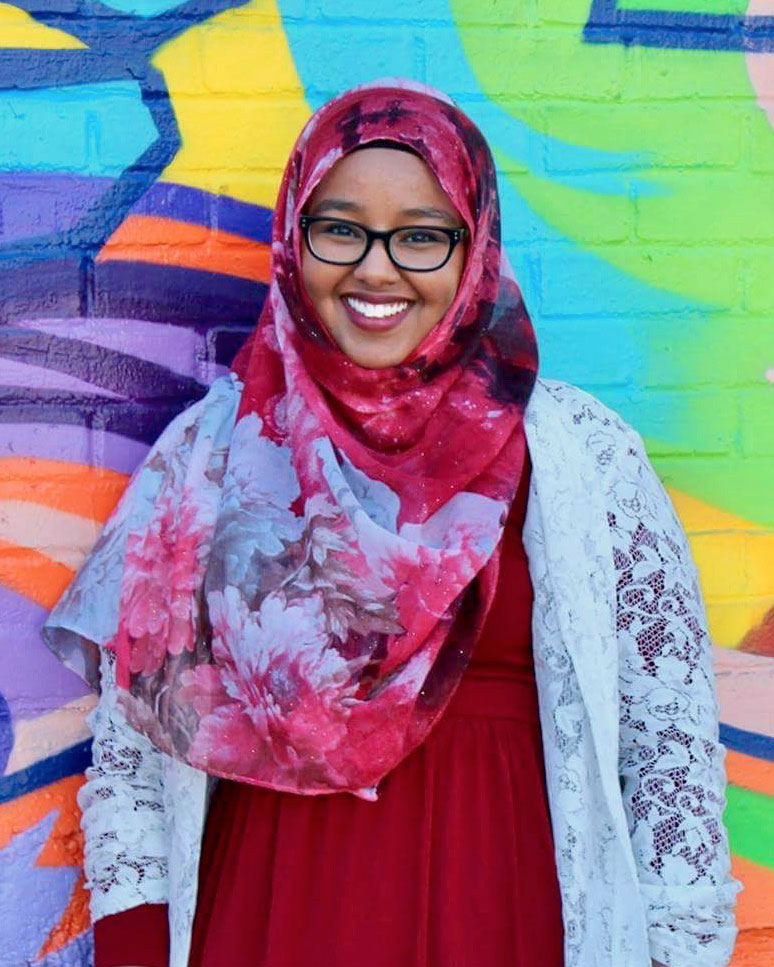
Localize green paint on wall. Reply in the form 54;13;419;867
725;784;774;870
453;0;770;305
451;0;774;528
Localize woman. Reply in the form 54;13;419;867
44;80;740;967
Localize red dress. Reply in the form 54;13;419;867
95;462;565;967
189;461;563;967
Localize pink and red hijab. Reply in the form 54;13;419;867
45;80;538;799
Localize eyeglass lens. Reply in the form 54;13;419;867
307;219;453;270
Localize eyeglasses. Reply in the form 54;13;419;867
299;215;467;272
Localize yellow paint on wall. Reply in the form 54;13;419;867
668;487;774;648
0;3;85;48
152;0;310;208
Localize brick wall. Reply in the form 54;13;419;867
1;1;772;963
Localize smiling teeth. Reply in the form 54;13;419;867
345;297;409;319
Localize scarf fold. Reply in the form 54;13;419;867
47;80;538;799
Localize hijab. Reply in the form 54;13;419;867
45;80;538;799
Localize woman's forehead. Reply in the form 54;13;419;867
302;146;466;226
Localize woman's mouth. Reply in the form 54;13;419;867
341;295;413;332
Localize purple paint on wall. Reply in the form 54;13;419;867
0;813;82;966
0;175;114;243
1;422;149;475
0;586;89;722
1;357;123;398
0;175;272;245
15;317;224;381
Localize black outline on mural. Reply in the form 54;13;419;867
585;0;774;51
0;0;251;267
0;0;252;808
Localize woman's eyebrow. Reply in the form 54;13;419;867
401;206;457;225
311;198;361;215
310;199;458;225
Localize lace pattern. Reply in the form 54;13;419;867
74;377;739;967
609;431;739;963
78;649;169;917
525;380;739;967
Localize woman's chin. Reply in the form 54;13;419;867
341;342;410;369
331;325;415;369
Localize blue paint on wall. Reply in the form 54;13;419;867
280;0;659;197
8;0;252;55
97;0;191;14
0;740;92;805
0;693;12;776
720;722;774;763
278;0;706;442
585;0;774;52
40;931;94;967
0;82;157;177
0;813;81;967
0;0;251;277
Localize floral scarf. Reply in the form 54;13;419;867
46;80;538;799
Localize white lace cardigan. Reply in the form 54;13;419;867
46;378;741;967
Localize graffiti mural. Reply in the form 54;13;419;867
585;0;774;51
0;2;281;961
0;0;772;963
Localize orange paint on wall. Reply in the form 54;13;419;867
98;214;272;283
733;855;774;930
725;749;774;798
728;856;774;965
0;457;127;523
730;928;774;966
741;605;774;657
0;538;74;608
0;774;90;955
0;773;84;853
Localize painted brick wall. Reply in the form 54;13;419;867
0;1;772;964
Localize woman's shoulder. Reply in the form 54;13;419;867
152;373;243;454
184;372;243;420
527;379;686;546
527;378;643;469
529;378;634;433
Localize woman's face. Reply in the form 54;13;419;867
300;147;466;369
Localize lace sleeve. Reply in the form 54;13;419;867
608;428;741;967
79;646;170;921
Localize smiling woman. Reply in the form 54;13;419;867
43;79;739;967
299;146;467;368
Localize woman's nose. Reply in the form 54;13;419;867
351;239;401;285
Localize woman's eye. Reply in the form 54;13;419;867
400;229;445;246
323;222;357;237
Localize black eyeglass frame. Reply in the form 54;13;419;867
298;215;467;272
